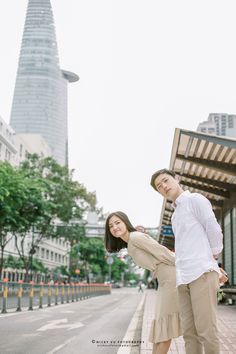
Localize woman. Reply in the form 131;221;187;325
105;211;182;354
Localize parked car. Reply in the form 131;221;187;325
112;282;122;288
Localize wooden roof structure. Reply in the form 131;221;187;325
158;128;236;249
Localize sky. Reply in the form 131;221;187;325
1;1;236;227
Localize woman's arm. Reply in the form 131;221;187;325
130;232;175;266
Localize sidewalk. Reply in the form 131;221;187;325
140;290;236;354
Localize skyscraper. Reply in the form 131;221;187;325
10;0;79;165
197;113;236;138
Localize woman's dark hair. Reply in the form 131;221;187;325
150;169;176;191
105;211;137;253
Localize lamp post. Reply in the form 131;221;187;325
29;224;37;281
29;246;36;281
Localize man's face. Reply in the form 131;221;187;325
154;173;182;201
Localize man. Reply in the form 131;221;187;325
150;168;223;354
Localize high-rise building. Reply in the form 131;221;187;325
197;113;236;138
10;0;79;166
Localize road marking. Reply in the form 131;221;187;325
37;318;84;332
46;336;78;354
22;333;41;337
117;293;146;354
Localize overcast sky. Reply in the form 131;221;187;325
1;1;236;227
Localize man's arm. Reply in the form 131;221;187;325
190;193;223;256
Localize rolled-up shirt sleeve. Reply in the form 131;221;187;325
190;194;223;256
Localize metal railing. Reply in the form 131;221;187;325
0;279;111;313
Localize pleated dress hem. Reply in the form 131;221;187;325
148;312;182;343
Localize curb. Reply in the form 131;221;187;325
117;292;146;354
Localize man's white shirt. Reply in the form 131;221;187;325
171;190;223;286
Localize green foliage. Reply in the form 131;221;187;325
0;155;98;280
20;154;97;224
70;236;107;280
110;257;127;282
124;271;140;283
31;258;48;273
53;265;70;278
217;289;226;303
4;255;24;270
0;162;32;234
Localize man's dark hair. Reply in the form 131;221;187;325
150;169;176;191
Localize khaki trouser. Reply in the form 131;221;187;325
178;271;219;354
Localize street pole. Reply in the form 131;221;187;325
109;263;111;283
107;255;113;283
30;224;35;281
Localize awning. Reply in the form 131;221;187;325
158;128;236;248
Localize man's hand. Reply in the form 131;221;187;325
135;225;146;233
219;268;228;286
213;253;220;260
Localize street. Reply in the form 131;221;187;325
0;287;143;354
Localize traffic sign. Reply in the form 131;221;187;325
161;225;174;236
107;256;114;265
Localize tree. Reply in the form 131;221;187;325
0;162;40;278
110;257;128;282
0;155;98;282
14;154;97;281
20;154;97;223
4;255;24;270
72;237;107;282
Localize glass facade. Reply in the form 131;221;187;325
233;208;236;285
223;209;236;285
10;0;78;165
224;211;232;284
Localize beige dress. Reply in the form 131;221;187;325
128;231;182;343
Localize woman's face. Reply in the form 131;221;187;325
108;215;128;238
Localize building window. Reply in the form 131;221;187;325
228;117;234;128
19;144;23;157
5;149;11;161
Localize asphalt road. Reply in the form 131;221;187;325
0;287;143;354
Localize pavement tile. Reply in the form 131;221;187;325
140;290;236;354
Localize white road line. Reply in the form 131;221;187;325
46;336;78;354
117;293;146;354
